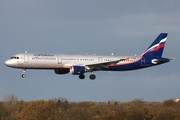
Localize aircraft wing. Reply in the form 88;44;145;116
85;58;126;70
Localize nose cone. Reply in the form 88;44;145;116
5;60;12;67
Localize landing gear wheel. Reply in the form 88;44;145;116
79;74;85;79
22;69;26;78
22;74;26;78
89;74;96;80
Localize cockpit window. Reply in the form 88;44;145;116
11;57;16;59
10;57;19;59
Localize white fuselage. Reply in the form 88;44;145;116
5;53;140;70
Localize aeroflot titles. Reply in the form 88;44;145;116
34;54;55;56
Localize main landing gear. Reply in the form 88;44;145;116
78;73;96;80
89;74;96;80
22;69;26;78
79;74;85;79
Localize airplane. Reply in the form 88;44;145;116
5;33;171;80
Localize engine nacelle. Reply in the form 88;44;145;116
70;66;86;75
54;69;69;74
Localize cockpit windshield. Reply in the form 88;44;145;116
10;57;19;59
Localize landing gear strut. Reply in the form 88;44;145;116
79;74;85;79
22;69;26;78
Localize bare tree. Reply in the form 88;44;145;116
4;94;18;106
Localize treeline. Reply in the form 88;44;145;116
0;95;180;120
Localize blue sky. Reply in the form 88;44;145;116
0;0;180;102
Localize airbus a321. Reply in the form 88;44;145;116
5;33;171;80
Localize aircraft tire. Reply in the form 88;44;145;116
89;74;96;80
22;74;26;78
79;74;85;79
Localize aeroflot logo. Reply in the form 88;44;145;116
126;56;130;61
142;37;167;56
147;38;167;52
34;54;54;56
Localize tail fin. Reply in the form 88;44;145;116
141;33;168;57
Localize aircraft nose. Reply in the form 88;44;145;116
5;60;12;66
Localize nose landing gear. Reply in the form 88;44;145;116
22;69;26;78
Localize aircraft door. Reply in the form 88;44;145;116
141;57;145;66
98;57;102;63
24;54;29;63
58;55;62;64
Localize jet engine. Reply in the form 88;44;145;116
70;66;86;75
54;69;69;74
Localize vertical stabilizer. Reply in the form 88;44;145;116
141;33;168;57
